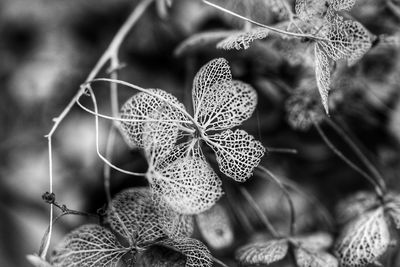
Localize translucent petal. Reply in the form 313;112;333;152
120;89;186;151
50;224;126;267
192;58;232;121
385;193;400;229
335;191;378;225
318;14;371;63
294;247;338;267
335;208;390;267
235;239;289;265
151;144;224;215
196;203;234;250
292;232;334;252
207;129;265;182
216;28;270;50
198;80;258;131
154;194;195;238
159;238;213;267
329;0;356;11
314;44;331;114
295;0;329;21
106;188;164;246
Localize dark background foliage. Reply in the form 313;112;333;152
0;0;399;266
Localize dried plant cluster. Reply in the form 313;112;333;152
27;0;400;266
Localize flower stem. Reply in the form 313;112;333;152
257;165;296;236
312;119;384;198
238;186;280;238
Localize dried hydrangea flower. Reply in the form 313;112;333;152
236;232;338;267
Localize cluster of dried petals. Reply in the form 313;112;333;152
49;188;212;267
119;58;265;215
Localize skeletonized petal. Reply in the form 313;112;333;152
295;247;338;267
295;0;329;21
192;58;232;120
160;238;213;267
235;239;289;265
196;203;234;250
120;89;186;152
106;188;164;246
335;208;390;267
216;28;270;50
207;129;265;182
197;80;258;131
314;44;331;114
329;0;356;11
335;191;378;225
50;224;127;267
152;145;223;214
319;14;371;64
155;195;194;238
385;193;400;229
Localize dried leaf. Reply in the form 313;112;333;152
195;80;258;131
192;58;232;121
319;14;371;64
120;89;186;151
196;203;234;250
235;239;289;265
295;0;329;21
50;224;127;267
174;31;236;56
295;247;338;267
335;191;378;224
314;44;331;113
292;232;334;251
385;194;400;229
329;0;356;11
207;129;265;182
152;145;223;214
106;188;165;246
216;27;270;50
155;195;194;238
27;255;53;267
335;208;390;267
159;237;213;267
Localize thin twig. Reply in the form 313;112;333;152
202;0;324;41
267;147;298;154
41;1;154;258
257;165;296;236
312;119;384;198
277;175;334;230
239;186;280;238
326;118;387;193
213;256;230;267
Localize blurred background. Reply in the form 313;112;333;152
0;0;400;266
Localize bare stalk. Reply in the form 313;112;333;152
326;118;387;193
239;186;280;238
202;0;323;41
41;1;154;258
257;166;296;236
312;119;384;198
